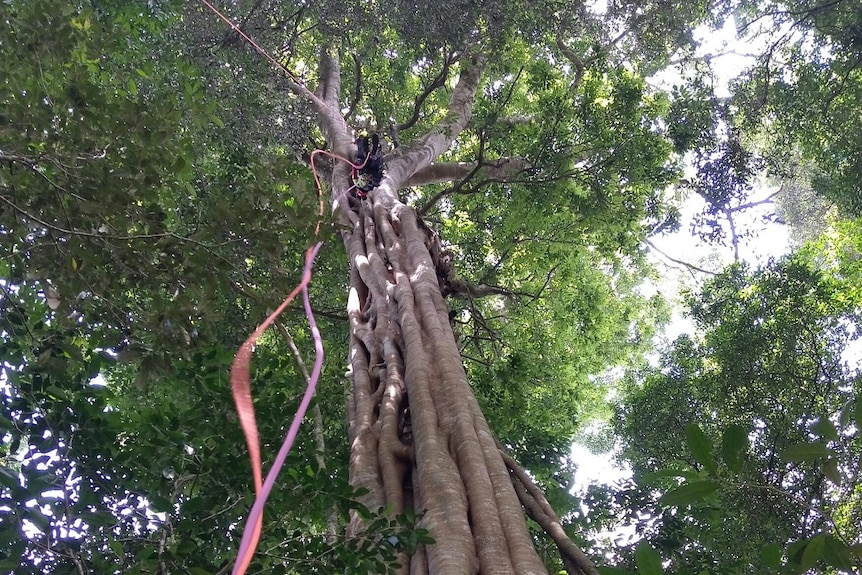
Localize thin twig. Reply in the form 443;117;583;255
0;193;255;278
345;53;362;121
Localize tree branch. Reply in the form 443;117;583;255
397;53;454;131
724;207;741;262
523;263;558;305
274;321;339;540
556;38;585;90
417;134;488;214
1;151;83;197
645;238;718;276
448;280;516;299
729;189;781;212
200;0;329;118
418;182;484;216
317;48;354;172
344;53;362;121
221;0;267;46
405;157;530;187
500;448;600;575
383;53;487;191
0;193;264;287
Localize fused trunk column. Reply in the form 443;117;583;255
343;192;549;575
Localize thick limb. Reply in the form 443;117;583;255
405;157;530;187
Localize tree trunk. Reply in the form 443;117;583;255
343;190;550;574
290;48;596;575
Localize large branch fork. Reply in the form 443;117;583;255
290;47;596;575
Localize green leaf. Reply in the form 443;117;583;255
0;542;25;568
760;542;782;568
110;539;124;558
839;397;856;427
821;458;842;484
25;507;51;531
182;496;206;515
0;466;19;489
787;538;808;566
176;538;198;556
809;417;838;441
82;510;116;527
148;494;173;512
822;535;854;570
720;423;747;473
780;442;836;463
658;480;720;507
634;542;663;575
188;568;213;575
685;424;716;474
800;533;825;570
0;523;20;547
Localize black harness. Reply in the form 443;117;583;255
350;134;384;199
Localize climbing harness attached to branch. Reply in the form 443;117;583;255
349;133;385;199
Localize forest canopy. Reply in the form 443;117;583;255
0;0;860;574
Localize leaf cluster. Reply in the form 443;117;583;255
604;234;862;574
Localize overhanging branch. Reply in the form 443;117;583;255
556;38;585;90
405;157;530;187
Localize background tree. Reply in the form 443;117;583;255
658;0;862;251
0;2;372;573
605;224;862;574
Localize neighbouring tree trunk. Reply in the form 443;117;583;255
287;48;598;575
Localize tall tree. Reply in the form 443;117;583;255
267;32;596;575
1;0;690;573
606;235;862;574
207;1;685;571
165;1;684;572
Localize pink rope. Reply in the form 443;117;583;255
230;242;323;575
195;7;374;572
197;0;300;81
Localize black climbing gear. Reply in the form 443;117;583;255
350;133;384;199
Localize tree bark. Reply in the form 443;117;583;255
343;192;549;574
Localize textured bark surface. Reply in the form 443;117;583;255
288;49;597;575
343;193;549;574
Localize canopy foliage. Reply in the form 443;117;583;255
603;221;862;574
0;0;860;573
